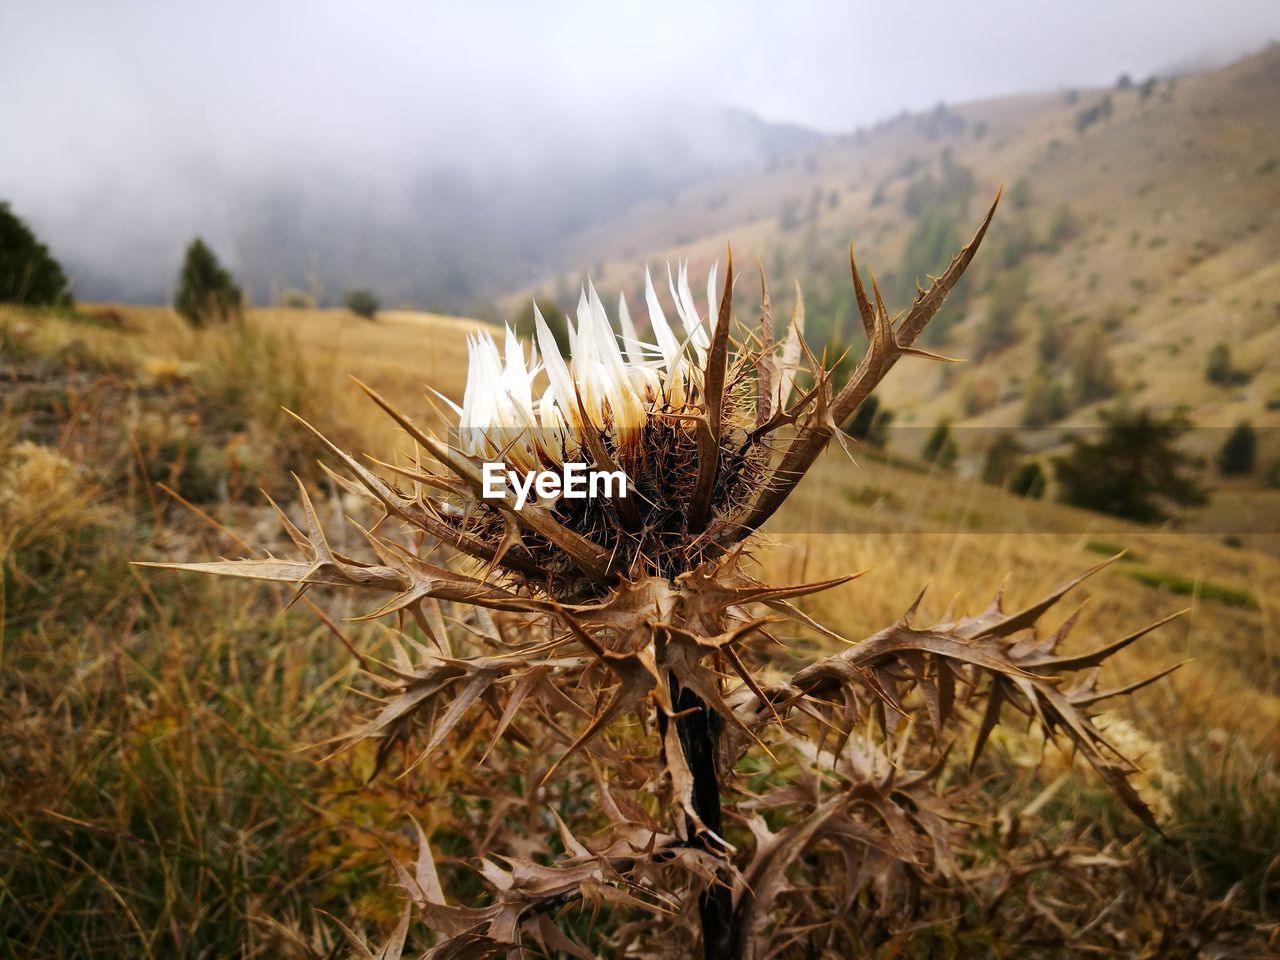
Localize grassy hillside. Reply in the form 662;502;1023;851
511;45;1280;489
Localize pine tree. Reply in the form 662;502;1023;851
982;432;1024;486
922;419;958;470
1205;341;1249;387
0;201;72;307
175;238;242;327
1070;327;1117;405
344;288;380;319
1021;369;1069;427
1009;459;1047;498
975;265;1028;357
845;394;893;448
1054;407;1207;522
1216;421;1256;476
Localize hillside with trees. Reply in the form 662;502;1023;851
512;45;1280;487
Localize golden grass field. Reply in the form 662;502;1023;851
3;301;1278;954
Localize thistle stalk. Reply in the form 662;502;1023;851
664;678;732;959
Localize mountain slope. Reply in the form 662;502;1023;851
514;44;1280;455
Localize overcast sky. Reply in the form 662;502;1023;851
3;0;1278;297
3;1;1277;171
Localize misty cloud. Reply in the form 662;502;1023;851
2;1;1277;306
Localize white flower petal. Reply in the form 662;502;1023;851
535;302;579;430
645;267;683;375
776;298;804;410
617;293;645;365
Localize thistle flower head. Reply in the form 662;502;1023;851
426;258;818;588
456;263;728;468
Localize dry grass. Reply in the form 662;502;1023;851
759;452;1280;775
2;301;1277;955
0;308;423;957
248;306;483;449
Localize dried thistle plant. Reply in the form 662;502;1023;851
144;194;1191;958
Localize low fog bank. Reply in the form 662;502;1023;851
9;107;819;310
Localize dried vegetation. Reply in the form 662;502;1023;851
139;200;1278;956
